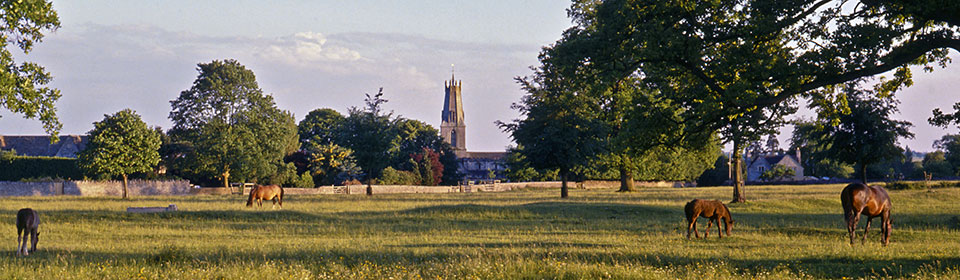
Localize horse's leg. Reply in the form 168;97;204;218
847;210;861;245
881;210;891;246
16;229;23;256
861;217;873;245
704;218;713;238
686;216;696;239
717;217;723;239
19;231;28;256
29;228;38;253
271;196;277;209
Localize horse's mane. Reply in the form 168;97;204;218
720;203;732;220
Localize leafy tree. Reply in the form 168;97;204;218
304;142;360;186
77;109;161;198
392;119;459;185
805;84;914;183
409;148;443;186
933;134;960;175
336;88;397;181
0;0;62;136
559;0;958;201
298;108;344;147
503;146;559;182
697;155;730;187
500;64;605;198
759;165;797;182
168;59;298;187
790;120;855;179
922;151;954;178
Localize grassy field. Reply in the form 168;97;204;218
1;184;959;279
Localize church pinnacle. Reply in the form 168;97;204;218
441;67;467;157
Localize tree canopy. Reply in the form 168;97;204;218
0;0;62;136
77;109;161;198
167;59;298;187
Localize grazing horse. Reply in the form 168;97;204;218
16;208;40;256
684;199;734;239
246;185;284;209
841;183;892;246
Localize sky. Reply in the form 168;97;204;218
0;0;957;153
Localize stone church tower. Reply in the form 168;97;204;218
441;73;467;157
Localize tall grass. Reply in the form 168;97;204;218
1;184;959;279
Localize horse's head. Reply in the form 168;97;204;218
724;217;734;236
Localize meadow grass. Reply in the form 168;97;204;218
1;184;959;279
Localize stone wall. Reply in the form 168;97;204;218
0;180;192;196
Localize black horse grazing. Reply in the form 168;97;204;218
841;183;892;246
16;208;40;256
684;199;734;239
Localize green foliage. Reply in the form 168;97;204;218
407;148;443;186
335;88;397;180
759;165;797;182
167;59;298;187
77;109;161;181
886;181;960;190
504;146;559;182
298;93;459;186
0;155;81;181
697;155;730;186
378;166;420;185
500;61;605;189
922;151;954;178
304;142;360;186
934;134;960;175
298;108;344;147
0;0;62;136
803;84;913;182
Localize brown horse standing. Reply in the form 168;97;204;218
16;208;40;256
841;183;892;246
684;199;734;239
246;185;284;209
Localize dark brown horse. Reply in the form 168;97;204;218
684;199;734;239
841;183;892;246
16;208;40;256
246;185;284;209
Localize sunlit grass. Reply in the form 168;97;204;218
1;184;959;279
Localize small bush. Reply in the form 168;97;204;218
886;181;960;190
378;166;420;185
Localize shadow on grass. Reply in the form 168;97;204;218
3;246;957;278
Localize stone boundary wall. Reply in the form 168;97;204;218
0;180;192;196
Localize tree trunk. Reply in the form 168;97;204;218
222;169;230;189
731;141;746;203
121;173;128;199
860;163;867;184
560;169;569;198
617;160;635;192
366;179;373;196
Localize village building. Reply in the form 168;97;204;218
439;73;507;182
0;135;88;158
744;151;805;182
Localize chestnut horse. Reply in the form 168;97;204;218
246;185;284;209
841;183;892;246
16;208;40;256
684;199;734;239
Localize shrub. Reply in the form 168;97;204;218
0;155;83;181
379;166;420;185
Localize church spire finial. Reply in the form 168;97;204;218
451;63;455;81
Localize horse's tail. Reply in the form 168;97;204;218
246;186;256;207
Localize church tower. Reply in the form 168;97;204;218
441;72;467;157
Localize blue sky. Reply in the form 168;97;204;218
0;0;957;152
